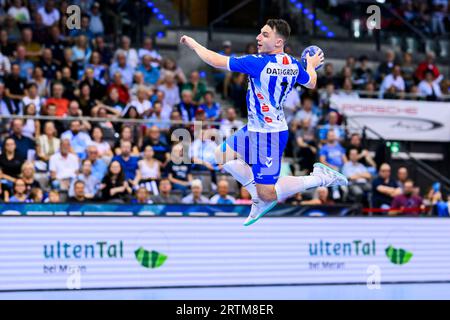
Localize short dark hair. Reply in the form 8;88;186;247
266;19;291;41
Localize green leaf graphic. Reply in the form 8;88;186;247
385;245;413;265
135;247;167;268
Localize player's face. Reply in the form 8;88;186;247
256;25;282;54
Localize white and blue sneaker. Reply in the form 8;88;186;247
243;199;277;227
311;163;348;187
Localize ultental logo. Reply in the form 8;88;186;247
385;245;413;265
135;247;168;269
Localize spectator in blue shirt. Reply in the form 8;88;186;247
319;130;347;172
61;120;92;159
318;111;345;142
210;179;236;204
109;50;135;87
198;91;221;121
137;55;160;86
86;144;108;181
112;140;140;181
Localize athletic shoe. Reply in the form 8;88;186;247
243;199;277;226
311;162;348;187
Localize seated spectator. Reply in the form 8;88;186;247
293;95;319;128
45;189;60;203
182;70;207;103
293;118;317;173
318;111;345;142
36;121;60;163
396;167;409;190
7;0;31;24
415;51;440;81
107;72;130;105
418;70;443;101
38;0;61;27
21;103;40;140
377;49;397;81
190;129;220;182
114;125;140;156
166;143;193;193
138;37;162;68
335;77;359;99
85;51;108;86
379;65;405;99
198;91;221;121
102;87;125;113
235;186;252;205
9;118;35;160
38;48;59;81
8;178;27;202
61;120;92;159
90;126;113;160
342;148;372;203
86;145;108;181
77;83;97;116
100;160;132;203
371;163;402;209
182;179;210;204
109;50;134;87
175;89;197;122
79;66;106;101
147;101;171;132
210;179;236;204
49;139;79;191
137;55;160;86
391;180;424;215
71;35;92;69
116;36;138;69
346;133;377;169
318;62;339;88
220;107;244;138
4;63;27;108
142;125;170;166
319;130;347;172
132;186;153;204
353;55;373;89
157;72;180;108
29;187;44;203
22;83;44;113
151;178;181;204
159;57;186;85
283;87;301;124
301;187;335;205
68;180;90;203
20;161;41;193
112;141;140;182
46;82;69;116
133;146;161;195
0;137;24;184
68;159;100;200
125;85;152;116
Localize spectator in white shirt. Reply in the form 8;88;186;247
7;0;31;24
293;96;319;128
38;0;60;27
115;36;139;69
418;70;443;101
138;37;162;68
0;51;11;79
283;87;301;123
109;50;135;87
123;85;152;116
342;148;372;202
220;107;244;138
49;139;80;191
379;65;405;99
22;83;44;114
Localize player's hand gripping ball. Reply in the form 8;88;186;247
301;45;324;71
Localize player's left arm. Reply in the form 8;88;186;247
180;35;229;69
301;51;324;89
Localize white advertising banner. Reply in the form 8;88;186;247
0;217;450;291
330;96;450;141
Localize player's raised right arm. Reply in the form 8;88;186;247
180;35;229;70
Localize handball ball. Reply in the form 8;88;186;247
300;45;324;70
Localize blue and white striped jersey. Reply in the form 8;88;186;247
227;53;310;133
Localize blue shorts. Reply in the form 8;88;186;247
222;125;289;185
